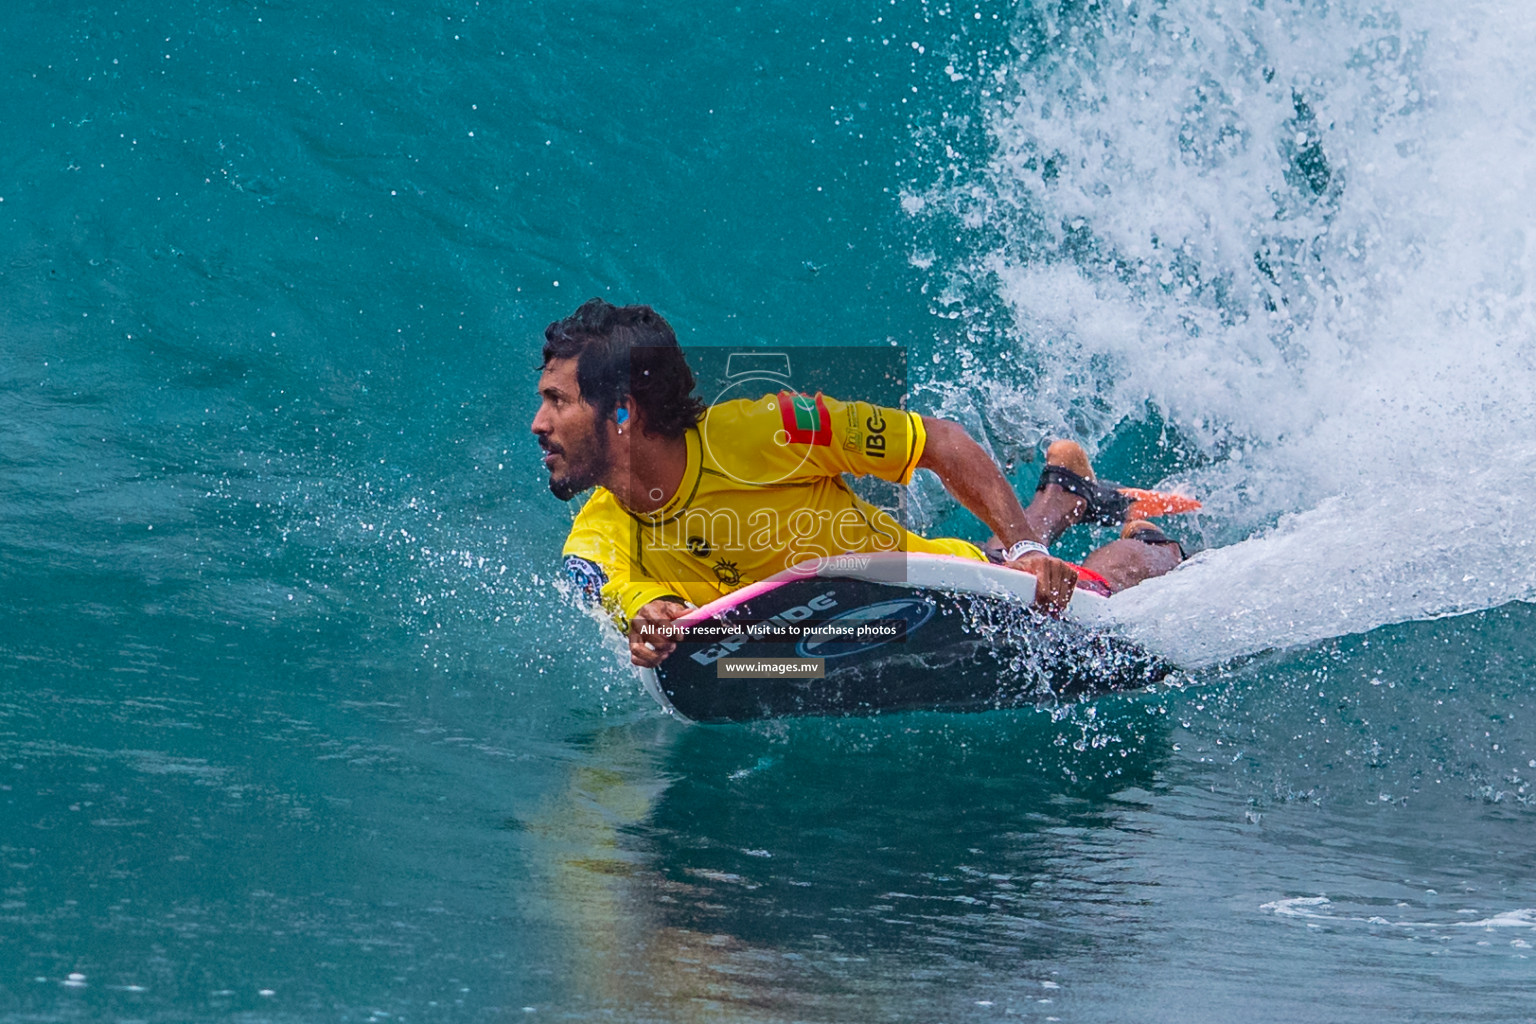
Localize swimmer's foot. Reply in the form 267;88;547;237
1014;440;1098;546
1003;440;1203;553
1036;440;1202;526
1121;519;1189;561
1034;440;1121;528
1045;438;1094;479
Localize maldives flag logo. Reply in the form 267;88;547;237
778;391;832;446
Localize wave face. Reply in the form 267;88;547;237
913;0;1536;663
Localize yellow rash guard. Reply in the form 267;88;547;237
561;392;984;627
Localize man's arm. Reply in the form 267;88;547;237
916;416;1078;612
917;417;1043;550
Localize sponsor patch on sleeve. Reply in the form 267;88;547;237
778;391;832;446
563;555;608;605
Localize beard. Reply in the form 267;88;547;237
546;422;611;501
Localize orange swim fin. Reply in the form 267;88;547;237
1118;487;1202;520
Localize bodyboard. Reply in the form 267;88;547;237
641;553;1172;723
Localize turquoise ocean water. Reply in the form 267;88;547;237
4;0;1536;1019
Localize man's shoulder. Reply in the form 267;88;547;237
702;391;857;435
701;392;785;424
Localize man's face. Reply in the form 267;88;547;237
531;358;612;501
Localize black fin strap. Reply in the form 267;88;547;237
1123;526;1188;562
1035;465;1133;526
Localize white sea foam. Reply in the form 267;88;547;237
939;0;1536;662
1108;444;1536;665
1261;895;1536;932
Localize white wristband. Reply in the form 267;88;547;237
1002;539;1049;562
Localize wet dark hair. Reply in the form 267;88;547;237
541;298;705;439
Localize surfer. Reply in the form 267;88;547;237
534;299;1196;668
